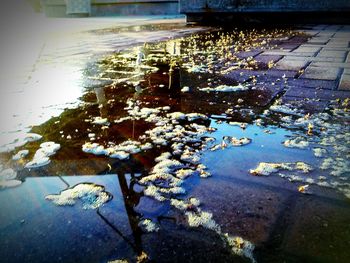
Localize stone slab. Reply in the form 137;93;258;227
286;78;337;90
339;73;350;90
302;44;350;51
262;50;317;57
292;46;321;54
281;95;329;113
300;65;341;80
317;50;347;59
311;61;350;69
281;55;344;63
307;38;329;45
275;58;309;71
325;42;350;48
285;86;350;100
236;50;263;59
254;54;283;68
225;69;297;81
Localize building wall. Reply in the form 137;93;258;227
42;0;179;17
179;0;350;13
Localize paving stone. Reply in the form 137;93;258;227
325;42;350;48
287;78;337;90
313;25;327;30
262;50;317;57
257;69;297;78
324;25;343;31
224;69;296;83
275;58;308;71
323;47;350;52
275;42;302;51
316;32;335;38
236;49;263;59
333;32;350;39
300;65;341;80
307;38;329;45
285;86;350;100
281;55;343;63
223;69;254;83
281;96;329;113
300;30;319;36
311;61;350;69
302;44;350;51
292;46;321;54
254;54;283;66
282;196;350;263
339;73;350;91
317;50;347;59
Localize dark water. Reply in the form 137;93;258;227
0;26;349;263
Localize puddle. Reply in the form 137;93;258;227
0;26;349;263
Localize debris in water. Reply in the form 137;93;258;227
298;184;310;194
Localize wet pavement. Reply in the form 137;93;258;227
0;17;350;263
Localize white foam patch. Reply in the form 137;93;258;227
199;84;248;92
45;183;111;209
250;162;312;176
185;210;220;232
138;219;159;232
12;149;29;160
224;234;256;263
92;117;109;125
25;142;60;169
0;168;21;189
231;137;252;146
181;86;190;92
270;104;301;115
313;148;327;158
283;137;309;149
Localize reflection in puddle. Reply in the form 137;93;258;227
1;26;349;262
